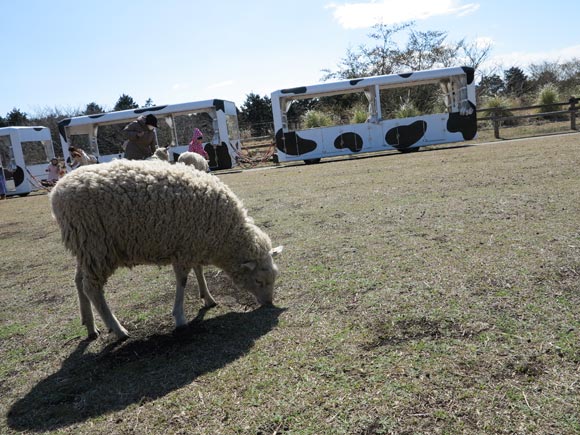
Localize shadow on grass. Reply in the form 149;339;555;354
7;306;284;432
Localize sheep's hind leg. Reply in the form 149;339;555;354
75;262;99;339
83;275;129;340
172;264;190;328
193;265;216;308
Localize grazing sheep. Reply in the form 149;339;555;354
149;147;169;161
177;151;210;172
50;159;283;340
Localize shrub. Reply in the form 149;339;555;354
351;108;369;124
482;96;517;125
535;84;561;117
394;101;420;118
303;110;333;128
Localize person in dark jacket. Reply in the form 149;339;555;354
123;114;158;160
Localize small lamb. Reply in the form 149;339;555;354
50;159;282;340
177;151;210;172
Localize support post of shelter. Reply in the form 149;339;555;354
569;97;577;130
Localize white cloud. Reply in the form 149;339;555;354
171;83;191;91
207;80;234;90
328;0;480;29
484;44;580;71
474;37;494;49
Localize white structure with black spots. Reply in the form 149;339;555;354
0;126;56;197
57;100;242;170
271;66;477;164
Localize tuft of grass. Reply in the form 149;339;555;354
481;95;515;121
394;100;421;118
351;107;369;124
302;110;333;128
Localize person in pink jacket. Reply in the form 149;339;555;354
188;128;209;160
45;158;60;184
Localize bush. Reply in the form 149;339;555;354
535;84;561;117
482;96;517;125
394;101;420;118
351;108;369;124
303;110;333;128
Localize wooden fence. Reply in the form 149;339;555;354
477;97;578;139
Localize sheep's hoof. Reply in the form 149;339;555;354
111;326;130;341
203;300;217;308
87;332;99;341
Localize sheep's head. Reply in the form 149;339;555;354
230;246;283;305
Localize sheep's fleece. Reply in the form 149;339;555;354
50;159;282;339
177;151;209;172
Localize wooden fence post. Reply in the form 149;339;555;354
492;110;501;139
570;97;577;130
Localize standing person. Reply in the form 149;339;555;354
188;128;209;160
67;146;94;170
123;114;158;160
45;158;60;185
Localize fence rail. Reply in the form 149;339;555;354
477;97;578;138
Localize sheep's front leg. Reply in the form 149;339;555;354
172;264;190;328
75;262;99;339
82;274;129;340
193;265;216;308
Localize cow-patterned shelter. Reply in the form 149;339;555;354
271;66;477;164
57;100;241;171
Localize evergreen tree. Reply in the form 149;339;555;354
503;67;529;98
113;94;138;111
84;102;104;115
478;74;505;97
6;108;28;126
239;93;272;136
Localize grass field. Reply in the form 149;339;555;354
1;133;579;434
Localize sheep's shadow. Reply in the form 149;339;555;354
7;306;284;432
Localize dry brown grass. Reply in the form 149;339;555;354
1;133;580;434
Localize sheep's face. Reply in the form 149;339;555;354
231;246;283;305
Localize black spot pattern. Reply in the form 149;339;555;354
135;106;167;114
275;129;317;156
281;87;307;95
447;102;477;140
334;132;364;152
385;121;427;149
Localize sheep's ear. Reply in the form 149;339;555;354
241;261;257;272
270;246;283;257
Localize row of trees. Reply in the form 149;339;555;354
3;22;580;140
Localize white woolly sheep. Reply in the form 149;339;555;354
149;147;169;161
177;151;210;172
50;159;282;340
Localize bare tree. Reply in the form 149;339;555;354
460;39;493;71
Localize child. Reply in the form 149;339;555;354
46;158;60;185
188;128;209;160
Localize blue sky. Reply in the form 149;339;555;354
1;0;579;116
